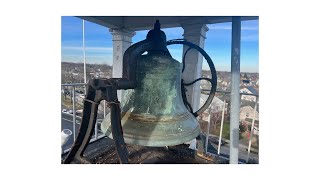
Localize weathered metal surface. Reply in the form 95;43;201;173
101;52;200;147
63;79;130;164
63;82;101;164
63;20;217;164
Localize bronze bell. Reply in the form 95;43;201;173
101;20;200;147
63;20;216;164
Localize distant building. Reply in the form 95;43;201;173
240;86;258;102
240;105;259;122
242;73;250;84
221;80;228;87
199;94;227;122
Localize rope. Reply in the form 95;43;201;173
106;101;120;108
83;98;99;105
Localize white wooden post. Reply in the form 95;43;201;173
109;28;135;101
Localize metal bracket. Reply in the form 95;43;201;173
167;39;217;117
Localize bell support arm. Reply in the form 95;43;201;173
63;78;129;164
63;25;171;164
167;39;217;117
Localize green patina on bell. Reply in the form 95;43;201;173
101;21;200;147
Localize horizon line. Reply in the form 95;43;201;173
61;61;259;73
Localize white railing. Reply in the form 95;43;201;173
61;83;259;163
201;89;259;163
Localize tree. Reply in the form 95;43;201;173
239;122;247;133
210;111;222;131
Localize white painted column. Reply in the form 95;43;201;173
181;23;209;112
109;28;135;100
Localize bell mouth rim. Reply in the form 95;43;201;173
122;126;200;147
123;124;200;139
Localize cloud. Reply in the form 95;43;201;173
241;27;259;30
207;24;258;31
241;34;259;42
163;27;184;37
62;46;113;52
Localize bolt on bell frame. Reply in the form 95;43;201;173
62;20;217;164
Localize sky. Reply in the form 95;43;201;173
61;16;259;72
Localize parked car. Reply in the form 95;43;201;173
62;109;67;113
68;110;73;114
